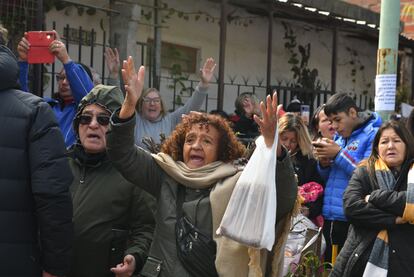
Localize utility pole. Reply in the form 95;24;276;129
375;0;400;121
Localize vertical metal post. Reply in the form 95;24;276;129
331;27;337;93
51;21;56;94
102;31;106;83
78;26;82;62
33;0;44;96
266;9;274;95
90;29;95;67
153;0;161;90
375;0;400;121
217;0;228;111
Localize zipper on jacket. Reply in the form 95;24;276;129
329;220;334;246
80;166;86;184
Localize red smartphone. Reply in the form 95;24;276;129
27;31;56;64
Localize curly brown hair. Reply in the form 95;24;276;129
161;113;245;163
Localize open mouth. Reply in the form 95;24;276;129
189;154;205;166
87;133;101;140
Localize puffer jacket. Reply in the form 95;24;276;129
319;112;381;221
107;113;298;277
0;45;73;276
67;145;155;277
331;163;414;277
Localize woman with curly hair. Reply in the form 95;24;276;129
106;57;298;277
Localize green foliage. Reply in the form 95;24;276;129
282;22;322;90
344;47;371;95
140;1;257;27
285;251;331;277
165;46;193;106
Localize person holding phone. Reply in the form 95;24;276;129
312;93;382;263
17;30;94;148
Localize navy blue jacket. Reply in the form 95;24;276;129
0;45;73;276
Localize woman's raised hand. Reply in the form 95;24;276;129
254;91;283;153
200;57;216;87
120;56;145;119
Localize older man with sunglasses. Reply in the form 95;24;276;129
66;84;155;277
17;30;94;148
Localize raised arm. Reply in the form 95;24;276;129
17;34;30;91
105;47;121;86
107;57;163;197
49;31;93;103
170;58;216;124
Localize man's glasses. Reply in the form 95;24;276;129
143;97;161;104
78;114;110;126
56;74;67;82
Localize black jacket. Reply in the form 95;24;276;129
330;163;414;277
67;145;155;277
291;151;324;219
0;45;74;276
233;114;259;138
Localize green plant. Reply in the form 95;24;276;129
140;1;257;27
285;251;332;277
282;22;322;90
165;46;193;106
344;47;371;95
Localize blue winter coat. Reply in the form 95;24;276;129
19;61;93;148
318;112;382;221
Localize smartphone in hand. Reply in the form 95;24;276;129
27;31;56;64
300;105;310;126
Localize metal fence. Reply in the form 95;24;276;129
160;75;374;116
29;22;373;116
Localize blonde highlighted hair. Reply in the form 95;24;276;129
279;113;313;157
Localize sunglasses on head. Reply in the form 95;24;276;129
78;114;110;126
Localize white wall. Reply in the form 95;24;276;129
44;0;379;112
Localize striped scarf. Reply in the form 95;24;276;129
362;159;414;277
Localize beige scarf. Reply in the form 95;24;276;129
152;152;294;277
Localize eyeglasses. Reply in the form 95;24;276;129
56;74;67;82
142;97;161;104
78;114;110;126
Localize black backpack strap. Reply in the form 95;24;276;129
176;185;185;219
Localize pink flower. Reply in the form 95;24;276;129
299;182;323;203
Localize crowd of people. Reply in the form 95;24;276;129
1;27;414;277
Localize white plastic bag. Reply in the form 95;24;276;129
282;214;326;276
217;131;278;251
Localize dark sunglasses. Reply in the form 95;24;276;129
78;114;110;126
